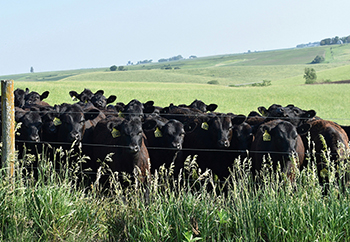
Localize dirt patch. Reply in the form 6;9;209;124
313;80;350;85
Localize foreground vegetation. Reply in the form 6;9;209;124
1;147;350;241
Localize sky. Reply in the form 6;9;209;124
1;0;350;76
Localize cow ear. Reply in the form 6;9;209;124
232;114;246;125
69;91;79;100
95;90;104;96
40;91;49;100
207;104;218;112
258;106;268;116
144;100;154;107
297;123;311;135
142;119;158;131
107;95;117;104
184;122;197;133
303;110;316;119
25;88;30;94
84;108;100;121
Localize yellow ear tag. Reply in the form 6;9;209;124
263;130;271;141
72;96;78;101
261;110;267;116
201;122;209;130
154;127;162;138
111;128;121;138
85;100;88;103
53;117;62;126
118;111;125;118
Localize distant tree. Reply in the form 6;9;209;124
118;66;126;71
320;38;332;45
30;67;34;73
304;67;317;84
311;55;325;64
189;55;197;59
110;65;117;71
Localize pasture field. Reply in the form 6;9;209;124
3;43;350;123
1;44;350;241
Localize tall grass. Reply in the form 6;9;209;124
1;143;350;241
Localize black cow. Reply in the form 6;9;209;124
90;116;150;188
15;107;43;176
251;119;310;181
179;99;218;113
90;90;117;110
15;107;42;145
69;89;95;104
143;118;186;175
118;99;153;120
24;90;50;107
258;104;317;127
182;112;246;180
14;88;29;108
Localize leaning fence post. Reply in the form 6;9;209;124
1;80;15;178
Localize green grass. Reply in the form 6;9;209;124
1;150;350;241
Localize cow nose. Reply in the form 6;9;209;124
32;135;40;142
130;145;139;153
173;142;182;150
70;132;80;141
219;140;230;148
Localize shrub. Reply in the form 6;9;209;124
252;80;271;87
207;80;219;85
110;65;117;71
304;68;317;84
311;55;325;64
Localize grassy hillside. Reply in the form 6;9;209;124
2;43;350;123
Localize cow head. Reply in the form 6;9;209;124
108;118;144;154
143;118;185;150
15;107;42;143
121;99;145;120
258;104;316;127
14;88;29;108
55;103;100;143
189;99;218;112
24;90;49;106
90;90;117;109
69;89;94;103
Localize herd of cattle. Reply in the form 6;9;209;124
8;88;350;185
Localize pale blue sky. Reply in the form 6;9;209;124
1;0;349;75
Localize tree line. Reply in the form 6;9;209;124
320;35;350;46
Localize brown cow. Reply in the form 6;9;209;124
301;119;349;183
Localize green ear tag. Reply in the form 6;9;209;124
263;130;271;142
53;117;62;126
118;111;125;118
201;122;209;130
111;128;121;138
154;127;162;138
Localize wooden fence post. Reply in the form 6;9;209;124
1;80;15;178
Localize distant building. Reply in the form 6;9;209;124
296;42;320;48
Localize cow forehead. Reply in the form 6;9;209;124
122;119;142;134
164;121;184;134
